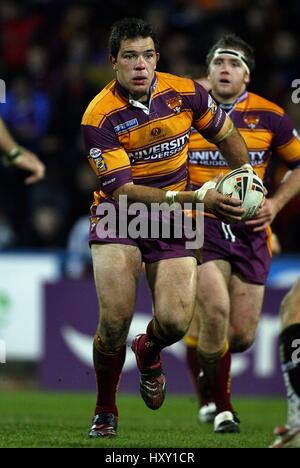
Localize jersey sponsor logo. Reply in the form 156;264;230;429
243;114;260;129
89;148;107;174
166;95;182;114
208;94;218;114
102;177;116;187
129;133;190;161
151;127;162;137
189;150;266;166
114;118;139;134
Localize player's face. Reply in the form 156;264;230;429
110;37;159;101
208;54;250;102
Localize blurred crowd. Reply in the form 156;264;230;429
0;0;299;268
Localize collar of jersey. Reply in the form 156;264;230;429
213;90;248;115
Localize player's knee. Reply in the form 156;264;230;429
202;305;228;332
230;333;254;353
159;316;190;341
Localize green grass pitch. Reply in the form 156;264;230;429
0;391;285;448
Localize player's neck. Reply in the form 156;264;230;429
211;87;246;106
212;92;239;105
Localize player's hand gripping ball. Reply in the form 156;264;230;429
216;167;265;222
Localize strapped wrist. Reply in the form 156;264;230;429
240;163;254;172
165;190;179;205
195;180;216;203
4;146;22;164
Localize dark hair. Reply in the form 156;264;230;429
109;17;159;58
206;34;255;72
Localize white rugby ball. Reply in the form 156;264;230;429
216;168;264;221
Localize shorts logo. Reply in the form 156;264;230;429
89;148;107;174
114;118;139;134
166;95;182;114
244;114;260;129
208;94;217;114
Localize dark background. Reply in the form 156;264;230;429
0;0;299;254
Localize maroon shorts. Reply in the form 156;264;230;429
89;203;198;264
203;216;271;285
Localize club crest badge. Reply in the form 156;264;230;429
166;95;182;114
244;114;260;130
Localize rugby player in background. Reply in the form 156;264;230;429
0;117;45;183
81;18;254;438
185;35;300;433
271;277;300;448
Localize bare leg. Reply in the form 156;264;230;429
131;256;197;410
91;244;142;420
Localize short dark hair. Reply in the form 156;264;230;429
109;17;159;58
206;34;255;72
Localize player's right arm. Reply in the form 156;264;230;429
0;117;45;184
82;113;244;222
113;181;244;222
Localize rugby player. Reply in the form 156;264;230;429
185;35;300;433
81;19;253;438
271;277;300;448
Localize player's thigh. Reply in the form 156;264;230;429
229;274;264;346
281;278;300;329
92;243;142;321
146;256;197;330
197;259;231;318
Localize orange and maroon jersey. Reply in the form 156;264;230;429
188;91;300;189
81;72;231;206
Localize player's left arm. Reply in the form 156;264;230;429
246;167;300;231
246;114;300;231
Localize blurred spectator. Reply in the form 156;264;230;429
65;215;92;279
0;0;44;72
25;202;67;249
0;76;51;148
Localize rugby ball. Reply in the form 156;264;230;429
216;168;264;221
